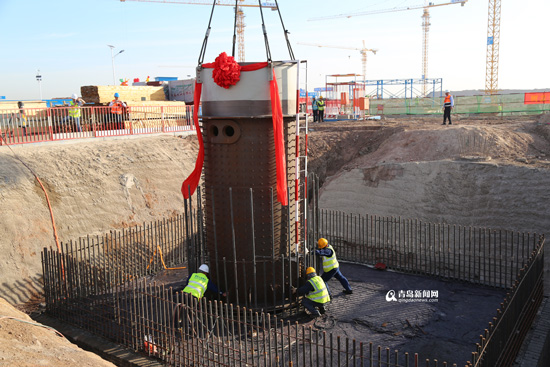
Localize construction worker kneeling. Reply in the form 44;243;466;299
183;264;227;299
177;264;227;339
296;267;330;318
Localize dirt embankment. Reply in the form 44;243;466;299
308;115;550;187
309;114;550;294
0;134;198;307
0;297;117;366
0;113;549;365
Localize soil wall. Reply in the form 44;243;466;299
319;160;550;292
0;134;198;305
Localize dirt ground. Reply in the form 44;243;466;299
0;112;549;365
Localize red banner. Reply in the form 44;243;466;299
524;92;550;105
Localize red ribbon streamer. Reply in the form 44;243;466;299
181;81;204;199
269;68;288;206
181;59;288;207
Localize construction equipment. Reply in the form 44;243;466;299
485;0;501;95
309;0;468;97
120;0;278;62
297;41;377;79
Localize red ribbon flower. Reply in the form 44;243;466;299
212;52;241;89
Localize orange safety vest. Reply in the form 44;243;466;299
444;95;452;107
111;100;124;114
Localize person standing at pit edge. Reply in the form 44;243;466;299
311;96;318;122
109;92;127;129
442;90;454;125
183;264;227;300
316;96;325;123
315;238;353;295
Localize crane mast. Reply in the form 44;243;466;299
421;8;430;97
308;1;468;98
485;0;501;95
297;41;377;80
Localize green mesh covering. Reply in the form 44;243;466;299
371;93;550;116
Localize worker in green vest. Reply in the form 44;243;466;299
296;266;330;317
183;264;226;299
62;93;86;132
316;238;353;295
316;96;326;123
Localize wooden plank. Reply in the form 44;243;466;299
80;85;167;104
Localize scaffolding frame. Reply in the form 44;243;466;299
364;78;443;100
324;74;367;119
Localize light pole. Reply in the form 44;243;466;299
36;69;43;100
108;45;125;85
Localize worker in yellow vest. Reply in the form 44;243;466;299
62;93;86;132
442;90;454;125
316;238;353;295
316;96;325;123
296;267;330;317
183;264;226;299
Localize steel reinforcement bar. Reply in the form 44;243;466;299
314;210;542;289
42;202;545;366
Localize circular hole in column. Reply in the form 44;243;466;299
224;125;235;137
210;125;219;137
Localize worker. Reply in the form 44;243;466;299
442;90;454;125
296;267;330;317
183;264;227;300
109;92;127;129
62;93;86;132
316;96;325;123
311;96;318;123
315;238;353;295
17;101;27;136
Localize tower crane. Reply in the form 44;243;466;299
485;0;501;95
120;0;278;62
297;41;377;79
309;0;468;97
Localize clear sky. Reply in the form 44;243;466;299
1;0;548;100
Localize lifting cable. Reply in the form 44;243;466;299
197;0;218;66
0;135;64;279
231;0;239;58
257;0;272;62
273;0;295;60
199;0;280;65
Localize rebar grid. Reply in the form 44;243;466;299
42;181;545;367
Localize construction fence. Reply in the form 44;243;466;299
301;92;550;119
41;182;544;366
370;93;550;117
0;104;194;145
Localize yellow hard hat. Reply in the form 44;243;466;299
306;267;316;275
317;238;328;249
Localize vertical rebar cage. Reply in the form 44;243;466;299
199;61;302;310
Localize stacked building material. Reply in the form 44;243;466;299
0;101;48;112
80;85;166;104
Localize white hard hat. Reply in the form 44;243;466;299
198;264;209;273
445;90;450;93
71;93;78;99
